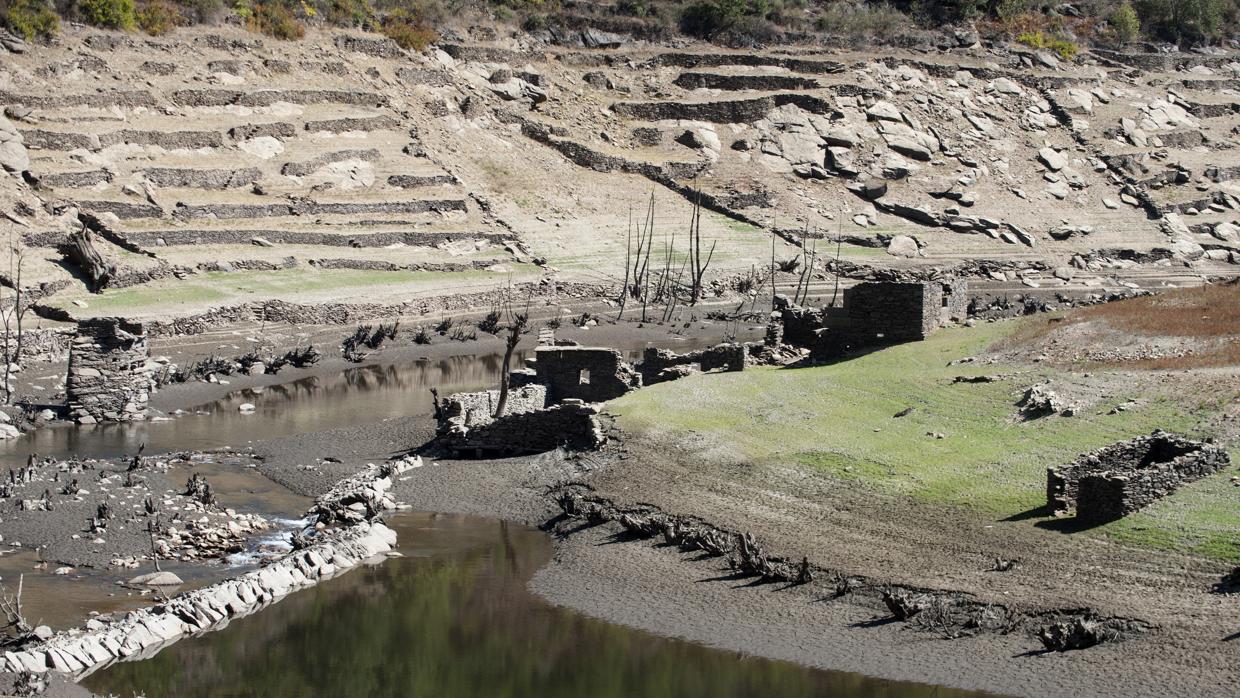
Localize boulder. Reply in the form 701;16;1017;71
129;571;185;586
1213;221;1238;241
846;178;887;201
866;100;903;122
989;77;1023;96
0;115;29;173
1038;147;1068;172
886;235;921;258
1063;89;1094;114
884;135;932;161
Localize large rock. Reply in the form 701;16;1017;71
1213;221;1238;241
1039;147;1068;172
0;114;28;173
989;77;1024;96
866;100;903;122
886;234;921;258
846;178;888;201
129;571;185;586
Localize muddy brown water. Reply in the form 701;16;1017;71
4;349;995;697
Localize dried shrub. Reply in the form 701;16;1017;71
1016;29;1078;61
246;1;305;39
321;0;372;26
136;0;182;34
380;9;436;51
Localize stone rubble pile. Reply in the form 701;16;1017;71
308;455;421;525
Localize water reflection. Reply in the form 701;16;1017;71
0;352;518;465
83;513;993;698
0;344;676;466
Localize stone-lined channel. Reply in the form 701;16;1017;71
3;349;994;697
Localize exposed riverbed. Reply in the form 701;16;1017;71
1;344;998;697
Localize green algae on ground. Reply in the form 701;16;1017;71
611;321;1239;562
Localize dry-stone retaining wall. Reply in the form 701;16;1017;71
65;318;156;424
1048;431;1231;524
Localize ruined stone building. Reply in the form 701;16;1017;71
529;346;641;402
435;341;751;455
434;345;638;456
775;280;968;359
1048;431;1230;524
66;317;156;424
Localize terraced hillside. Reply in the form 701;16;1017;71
0;26;1237;329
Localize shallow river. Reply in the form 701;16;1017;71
4;349;991;697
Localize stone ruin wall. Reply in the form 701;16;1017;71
1047;431;1231;524
640;343;747;385
774;281;969;358
531;346;641;402
435;384;604;455
65;318;155;424
812;281;949;358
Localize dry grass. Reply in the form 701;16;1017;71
993;282;1240;370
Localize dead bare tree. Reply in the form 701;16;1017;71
829;218;844;308
0;575;33;646
144;495;163;572
687;189;716;305
0;231;29;405
617;206;633;320
770;215;778;310
492;293;532;419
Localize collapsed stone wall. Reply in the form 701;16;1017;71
639;343;747;384
435;385;604;454
1048;431;1231;524
531;346;641;402
65;318;155;424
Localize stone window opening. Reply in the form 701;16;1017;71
579;369;591;385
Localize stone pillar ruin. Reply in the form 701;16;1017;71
66;318;155;424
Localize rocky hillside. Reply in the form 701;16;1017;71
0;25;1237;325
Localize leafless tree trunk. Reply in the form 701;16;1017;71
618;207;633;320
687;191;716;306
770;216;778;310
829;220;844;308
1;232;27;405
493;295;532;419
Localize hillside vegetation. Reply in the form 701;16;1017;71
3;0;1238;49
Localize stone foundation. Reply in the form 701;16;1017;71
639;343;747;385
65;318;156;424
1047;431;1231;524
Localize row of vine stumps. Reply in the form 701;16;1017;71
548;484;1154;653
